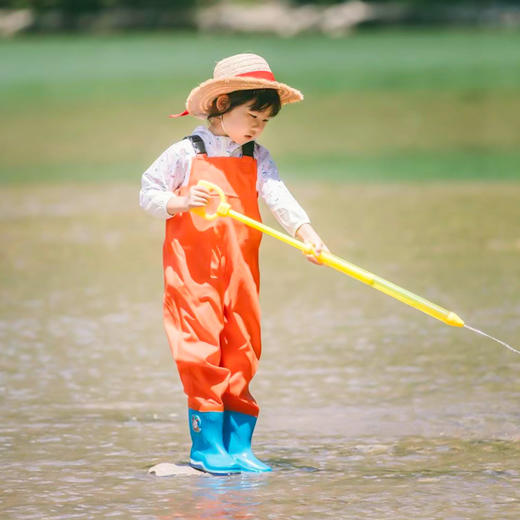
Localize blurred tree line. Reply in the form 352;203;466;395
0;0;192;9
1;0;518;34
293;0;520;3
2;0;520;10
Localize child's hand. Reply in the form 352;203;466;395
295;223;329;265
306;240;330;265
303;240;330;265
185;185;211;210
166;186;212;216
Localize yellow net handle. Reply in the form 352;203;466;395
190;180;231;221
191;180;465;328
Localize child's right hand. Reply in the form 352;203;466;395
166;186;212;216
184;185;211;210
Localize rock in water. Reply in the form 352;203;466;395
148;463;203;477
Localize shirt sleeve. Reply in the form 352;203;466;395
256;145;311;237
139;139;194;219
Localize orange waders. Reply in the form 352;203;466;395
162;137;262;418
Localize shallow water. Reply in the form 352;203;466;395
464;324;520;356
2;182;520;519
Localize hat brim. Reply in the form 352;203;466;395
185;76;304;119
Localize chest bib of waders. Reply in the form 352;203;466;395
162;136;263;416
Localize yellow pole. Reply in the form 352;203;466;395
193;180;465;328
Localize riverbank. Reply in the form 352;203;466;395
1;29;519;184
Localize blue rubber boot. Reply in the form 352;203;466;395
223;410;272;472
188;409;241;475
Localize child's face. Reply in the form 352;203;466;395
220;101;272;145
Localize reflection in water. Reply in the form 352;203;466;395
156;474;266;520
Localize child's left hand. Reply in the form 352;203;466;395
295;223;329;265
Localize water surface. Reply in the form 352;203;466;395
2;182;520;519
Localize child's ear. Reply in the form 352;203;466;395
216;94;230;112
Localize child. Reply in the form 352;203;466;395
140;53;327;475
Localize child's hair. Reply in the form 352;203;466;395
207;88;281;120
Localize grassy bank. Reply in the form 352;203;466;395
1;30;519;183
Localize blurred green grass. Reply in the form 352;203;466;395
1;30;519;184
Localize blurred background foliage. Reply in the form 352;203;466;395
0;0;519;184
1;0;520;34
2;0;520;16
2;0;520;7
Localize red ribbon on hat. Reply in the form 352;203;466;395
168;70;277;118
236;70;276;81
169;110;189;118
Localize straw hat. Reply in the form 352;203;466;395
171;53;303;119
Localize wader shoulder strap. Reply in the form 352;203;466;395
185;135;207;155
242;140;255;158
185;135;255;158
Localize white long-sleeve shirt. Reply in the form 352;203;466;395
139;126;310;237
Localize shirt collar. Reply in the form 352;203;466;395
192;126;243;155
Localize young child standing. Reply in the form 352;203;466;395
140;53;327;475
